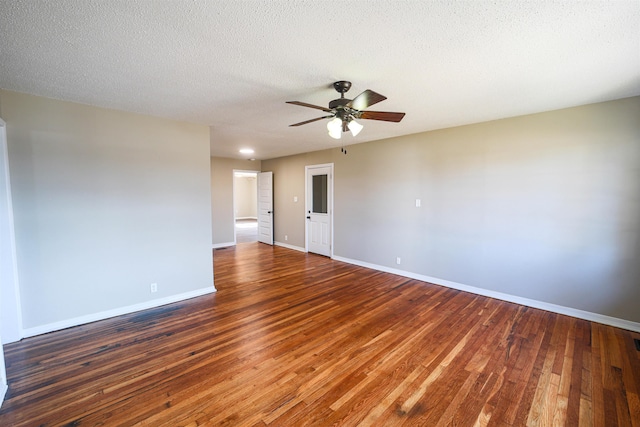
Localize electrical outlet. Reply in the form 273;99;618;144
415;199;421;207
285;235;288;241
293;196;298;202
396;257;401;265
150;283;158;293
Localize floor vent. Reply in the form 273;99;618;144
635;338;640;351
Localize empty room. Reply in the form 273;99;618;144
1;1;639;426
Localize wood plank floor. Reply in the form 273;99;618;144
1;243;639;426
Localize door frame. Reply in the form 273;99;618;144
232;169;259;244
305;163;334;257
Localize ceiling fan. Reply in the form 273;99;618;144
287;81;405;139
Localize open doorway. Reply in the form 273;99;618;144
233;171;258;243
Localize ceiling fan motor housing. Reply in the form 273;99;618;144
328;98;351;110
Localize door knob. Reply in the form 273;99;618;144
306;216;311;219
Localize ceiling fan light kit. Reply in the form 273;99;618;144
327;117;343;139
287;81;405;140
347;119;363;136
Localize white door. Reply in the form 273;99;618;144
306;164;333;257
257;171;273;245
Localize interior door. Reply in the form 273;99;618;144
257;171;273;245
306;165;332;257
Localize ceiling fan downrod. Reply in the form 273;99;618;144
329;81;353;110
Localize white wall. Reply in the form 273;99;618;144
1;90;215;335
263;97;640;326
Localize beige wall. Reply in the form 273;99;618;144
263;97;640;324
234;175;257;218
211;157;261;245
1;90;214;332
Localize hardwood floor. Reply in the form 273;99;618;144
1;243;639;426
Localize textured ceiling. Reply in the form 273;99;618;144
1;1;639;160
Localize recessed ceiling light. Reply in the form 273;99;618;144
239;148;254;154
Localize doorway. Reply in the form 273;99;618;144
305;164;333;257
233;171;258;244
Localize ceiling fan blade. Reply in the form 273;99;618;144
289;116;333;127
347;90;387;111
359;111;406;122
286;101;332;113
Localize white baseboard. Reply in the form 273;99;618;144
21;286;217;339
332;255;640;333
213;241;235;249
274;241;306;252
